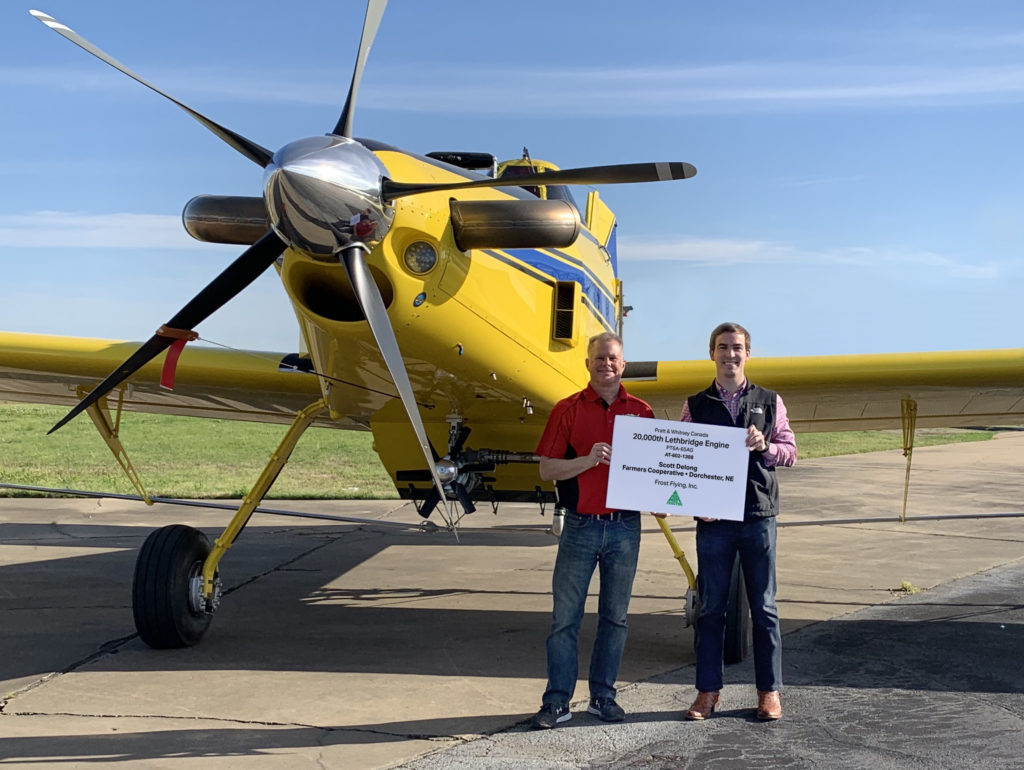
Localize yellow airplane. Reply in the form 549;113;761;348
1;2;1023;654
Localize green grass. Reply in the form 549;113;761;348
0;404;397;499
798;428;992;458
0;404;995;499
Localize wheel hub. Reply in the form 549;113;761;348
188;562;221;615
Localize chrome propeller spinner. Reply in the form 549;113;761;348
264;135;395;258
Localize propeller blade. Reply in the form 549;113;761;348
49;231;286;434
417;487;441;520
382;161;697;200
453;482;476;516
331;0;388;138
30;10;274;167
338;245;449;512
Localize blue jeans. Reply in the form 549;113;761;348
694;516;782;693
543;510;642;706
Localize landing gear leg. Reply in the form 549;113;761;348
131;398;328;648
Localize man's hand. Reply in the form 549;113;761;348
588;441;612;466
539;443;612;482
746;425;767;452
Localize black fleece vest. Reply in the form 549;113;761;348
686;381;779;519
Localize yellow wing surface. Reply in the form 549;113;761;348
0;332;343;427
5;331;1022;435
627;348;1024;431
3;330;1023;504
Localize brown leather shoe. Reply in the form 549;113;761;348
684;691;720;720
756;690;782;720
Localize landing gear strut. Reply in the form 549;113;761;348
132;398;327;648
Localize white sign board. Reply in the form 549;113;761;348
606;415;750;520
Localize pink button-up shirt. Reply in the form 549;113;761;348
680;380;797;468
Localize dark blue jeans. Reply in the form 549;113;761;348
543;510;642;706
694;516;782;693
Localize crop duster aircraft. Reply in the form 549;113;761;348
2;2;1023;654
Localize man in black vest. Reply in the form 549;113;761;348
682;322;797;722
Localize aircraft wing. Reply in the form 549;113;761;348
0;332;354;428
625;348;1024;431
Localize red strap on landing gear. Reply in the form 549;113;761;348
156;325;199;390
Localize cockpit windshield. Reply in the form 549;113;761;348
498;163;542;198
497;162;580;216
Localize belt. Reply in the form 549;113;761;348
573;510;635;521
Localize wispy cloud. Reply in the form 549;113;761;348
9;56;1024;116
0;212;205;248
618;235;1000;278
355;61;1024;115
0;66;135;92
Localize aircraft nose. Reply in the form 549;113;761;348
263;135;393;257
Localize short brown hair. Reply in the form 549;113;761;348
709;322;750;354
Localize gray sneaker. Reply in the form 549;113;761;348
587;697;625;722
532;703;572;729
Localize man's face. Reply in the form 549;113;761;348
711;331;749;381
586;340;626;388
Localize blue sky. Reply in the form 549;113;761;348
2;0;1022;361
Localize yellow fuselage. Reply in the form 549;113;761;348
278;149;619;499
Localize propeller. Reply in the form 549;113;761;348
382;161;697;200
27;3;452;512
396;426;484;518
48;231;286;434
396;426;471;483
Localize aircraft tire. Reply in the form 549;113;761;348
132;524;214;648
723;552;749;664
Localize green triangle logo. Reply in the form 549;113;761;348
666;490;683;506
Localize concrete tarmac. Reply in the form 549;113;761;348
1;432;1022;768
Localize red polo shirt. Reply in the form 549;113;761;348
536;383;654;515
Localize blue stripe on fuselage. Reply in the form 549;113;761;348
481;247;617;331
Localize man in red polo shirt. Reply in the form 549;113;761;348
530;332;654;729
